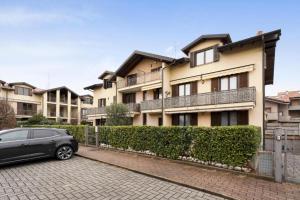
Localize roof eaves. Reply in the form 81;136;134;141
182;34;232;55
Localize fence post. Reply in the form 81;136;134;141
84;126;88;146
274;128;283;183
95;126;99;148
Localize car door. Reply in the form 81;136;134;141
28;129;58;157
0;129;30;164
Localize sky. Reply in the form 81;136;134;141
0;0;299;96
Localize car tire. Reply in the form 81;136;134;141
56;145;74;160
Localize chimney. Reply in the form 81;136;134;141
256;31;264;36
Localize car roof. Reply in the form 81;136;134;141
0;128;67;134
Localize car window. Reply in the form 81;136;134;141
0;130;29;142
32;130;58;139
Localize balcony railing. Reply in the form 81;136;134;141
60;96;67;104
117;71;161;89
140;99;162;111
17;110;37;116
71;99;78;105
47;96;56;103
164;87;256;109
126;103;140;112
84;103;140;116
288;105;300;110
266;112;279;121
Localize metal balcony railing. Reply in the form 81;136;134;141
266;112;279;121
140;99;162;111
288;105;300;110
117;71;161;89
84;103;140;116
164;87;256;109
17;110;37;116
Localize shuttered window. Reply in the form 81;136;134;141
122;93;136;104
211;111;248;126
15;86;32;96
172;113;198;126
98;98;106;107
190;45;219;68
211;73;248;92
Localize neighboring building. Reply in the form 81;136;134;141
84;29;281;141
84;71;116;125
0;81;89;124
265;91;300;122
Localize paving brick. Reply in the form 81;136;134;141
0;157;223;200
78;145;300;200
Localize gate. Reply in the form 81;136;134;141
84;126;98;147
262;126;300;183
283;129;300;183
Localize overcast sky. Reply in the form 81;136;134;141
0;0;299;95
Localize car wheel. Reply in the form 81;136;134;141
56;146;73;160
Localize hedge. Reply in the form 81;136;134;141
98;126;260;166
22;125;87;143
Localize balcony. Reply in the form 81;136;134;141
84;103;140;116
288;105;300;111
47;96;56;103
266;112;279;121
17;110;37;116
140;99;162;112
164;87;256;109
117;71;161;90
71;99;78;105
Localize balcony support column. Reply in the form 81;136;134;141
67;91;71;124
43;92;47;118
56;89;60;122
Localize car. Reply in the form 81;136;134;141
0;128;78;165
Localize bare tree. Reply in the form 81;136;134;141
0;100;16;130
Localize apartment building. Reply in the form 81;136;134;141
84;30;281;139
0;81;91;124
266;91;300;122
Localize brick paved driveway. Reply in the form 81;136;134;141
0;157;225;200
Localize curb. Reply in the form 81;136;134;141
76;153;235;200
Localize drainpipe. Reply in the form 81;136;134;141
161;59;177;126
161;63;165;125
262;34;266;150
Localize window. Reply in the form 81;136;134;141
127;74;137;86
220;75;237;91
205;49;214;63
17;103;37;115
15;86;32;96
151;67;162;73
158;117;162;126
221;77;229;91
221;112;238;126
103;79;112;89
153;88;162;99
0;130;29;142
32;130;57;139
143;113;147;125
143;91;147;101
98;98;106;107
195;48;215;66
211;111;248;126
174;114;197;126
196;52;204;65
122;93;136;104
179;83;191;96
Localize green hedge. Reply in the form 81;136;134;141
98;126;260;166
23;125;87;143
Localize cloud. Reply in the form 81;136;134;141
0;7;93;26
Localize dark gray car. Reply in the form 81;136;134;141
0;128;78;165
